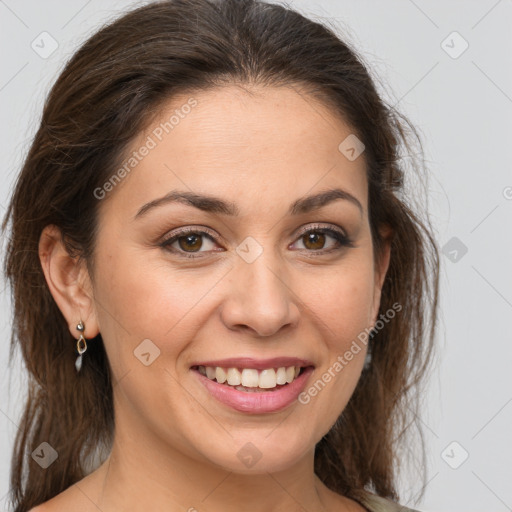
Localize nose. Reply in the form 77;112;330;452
219;251;301;337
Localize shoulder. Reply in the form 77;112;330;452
28;501;61;512
26;483;91;512
348;489;422;512
28;505;55;512
24;465;107;512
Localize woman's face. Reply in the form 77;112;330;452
86;84;390;474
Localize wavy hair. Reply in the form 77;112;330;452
2;1;439;510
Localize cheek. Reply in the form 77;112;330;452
91;243;230;371
294;261;375;430
306;259;376;344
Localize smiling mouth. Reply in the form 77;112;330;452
191;365;309;392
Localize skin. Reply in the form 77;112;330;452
36;84;391;512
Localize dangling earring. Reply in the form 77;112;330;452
75;320;87;373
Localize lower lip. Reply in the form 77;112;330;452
192;367;314;414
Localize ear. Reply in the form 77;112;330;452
370;224;393;327
38;225;100;339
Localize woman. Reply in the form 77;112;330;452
2;0;439;511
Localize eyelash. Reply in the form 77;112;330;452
158;224;354;259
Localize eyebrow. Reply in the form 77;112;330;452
133;187;363;220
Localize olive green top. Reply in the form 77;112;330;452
349;489;420;512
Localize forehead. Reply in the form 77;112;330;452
101;84;368;218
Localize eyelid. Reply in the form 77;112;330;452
159;225;219;244
294;222;347;239
159;222;351;258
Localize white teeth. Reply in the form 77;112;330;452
226;368;242;386
215;367;227;384
276;367;287;385
241;369;259;387
259;369;277;388
198;365;305;389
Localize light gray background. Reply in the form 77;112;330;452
1;1;511;511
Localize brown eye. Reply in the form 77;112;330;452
292;226;351;254
160;224;353;260
160;228;220;258
177;233;203;252
302;231;327;251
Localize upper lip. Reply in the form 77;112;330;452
190;357;314;370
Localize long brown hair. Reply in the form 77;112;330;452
2;1;439;510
